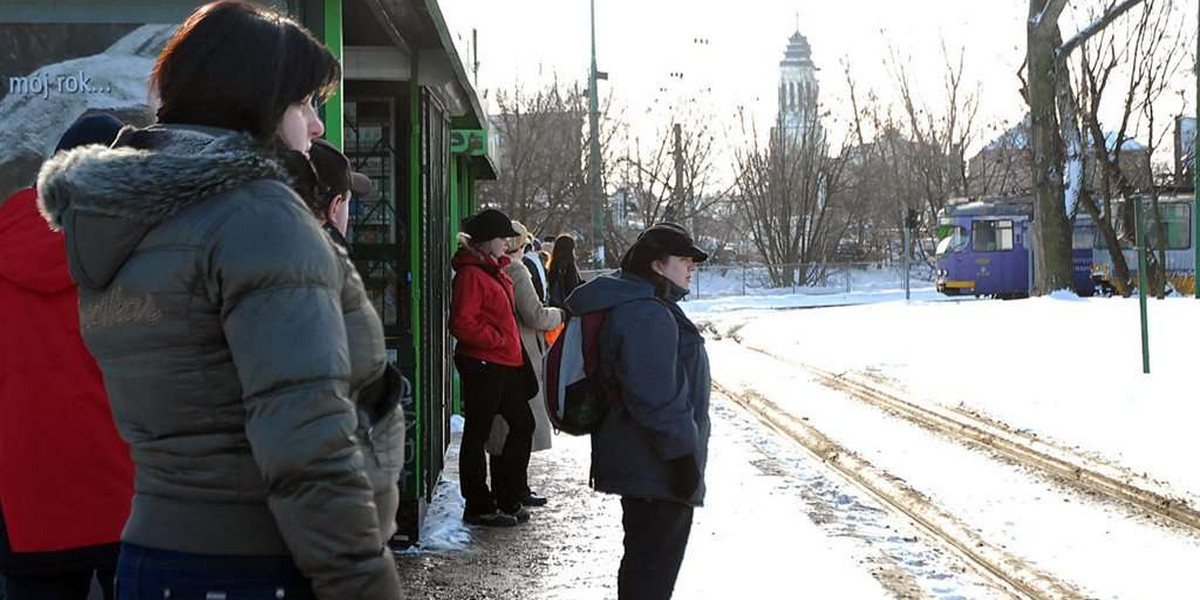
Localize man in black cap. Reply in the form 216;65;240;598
559;222;711;600
308;138;374;252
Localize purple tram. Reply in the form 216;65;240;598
935;197;1095;298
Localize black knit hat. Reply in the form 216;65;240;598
620;222;708;270
54;113;123;154
463;208;519;243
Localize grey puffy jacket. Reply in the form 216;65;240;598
37;125;403;599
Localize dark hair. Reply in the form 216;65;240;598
548;234;579;277
151;1;340;142
621;236;674;298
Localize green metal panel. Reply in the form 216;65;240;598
322;0;344;149
408;51;424;499
449;157;462;416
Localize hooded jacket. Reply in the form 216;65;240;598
35;125;402;600
0;188;134;554
564;271;711;506
449;247;523;367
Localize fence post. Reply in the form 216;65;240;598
845;265;852;294
695;266;700;299
741;264;747;296
792;263;797;295
1134;196;1150;374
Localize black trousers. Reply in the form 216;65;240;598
0;507;116;600
618;498;695;600
454;356;535;515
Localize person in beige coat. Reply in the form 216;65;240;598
486;221;565;507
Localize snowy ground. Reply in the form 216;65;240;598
405;397;1016;598
405;290;1200;598
691;292;1200;599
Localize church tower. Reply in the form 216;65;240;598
776;28;820;145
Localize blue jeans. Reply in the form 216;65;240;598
115;544;313;600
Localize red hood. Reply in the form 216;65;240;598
0;188;73;295
452;246;511;274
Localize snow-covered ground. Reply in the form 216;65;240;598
687;263;933;301
413;289;1200;597
689;293;1200;499
691;292;1200;599
412;397;1017;598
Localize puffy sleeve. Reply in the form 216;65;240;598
207;180;401;600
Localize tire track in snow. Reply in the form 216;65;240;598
712;380;1090;600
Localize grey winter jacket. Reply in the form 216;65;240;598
36;125;403;599
564;271;711;506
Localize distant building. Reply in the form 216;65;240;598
772;29;820;146
1174;116;1195;185
968;116;1151;197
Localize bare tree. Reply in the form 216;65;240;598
731;105;848;286
607;110;732;261
1025;0;1147;293
1062;0;1187;296
478;78;625;257
836;50;981;266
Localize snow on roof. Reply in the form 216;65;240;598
1103;132;1145;152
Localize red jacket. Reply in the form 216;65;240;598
450;247;523;367
0;188;133;552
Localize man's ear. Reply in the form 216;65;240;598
326;193;346;221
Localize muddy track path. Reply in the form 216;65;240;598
713;380;1090;600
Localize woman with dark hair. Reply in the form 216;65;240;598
449;208;535;528
35;2;402;598
563;223;712;600
546;233;584;309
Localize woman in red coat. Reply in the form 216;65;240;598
0;115;134;600
450;208;535;528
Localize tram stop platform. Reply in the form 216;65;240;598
392;395;895;599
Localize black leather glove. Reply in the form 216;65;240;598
667;455;700;499
358;363;411;424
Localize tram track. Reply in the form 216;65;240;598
732;343;1200;535
712;381;1089;600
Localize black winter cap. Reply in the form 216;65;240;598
309;138;374;198
463;208;519;243
54;113;123;154
621;222;709;270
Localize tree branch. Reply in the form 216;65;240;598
1057;0;1146;57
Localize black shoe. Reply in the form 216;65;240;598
521;493;548;507
463;510;519;527
501;505;531;524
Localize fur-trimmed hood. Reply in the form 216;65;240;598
36;125;289;289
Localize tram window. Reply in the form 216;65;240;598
972;220;1013;252
1142;204;1191;250
936;225;969;255
1163;204;1190;249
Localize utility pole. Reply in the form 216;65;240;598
472;29;479;88
669;123;683;222
588;0;605;267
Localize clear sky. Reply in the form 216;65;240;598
440;0;1195;163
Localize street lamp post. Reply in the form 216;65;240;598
588;0;605;267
